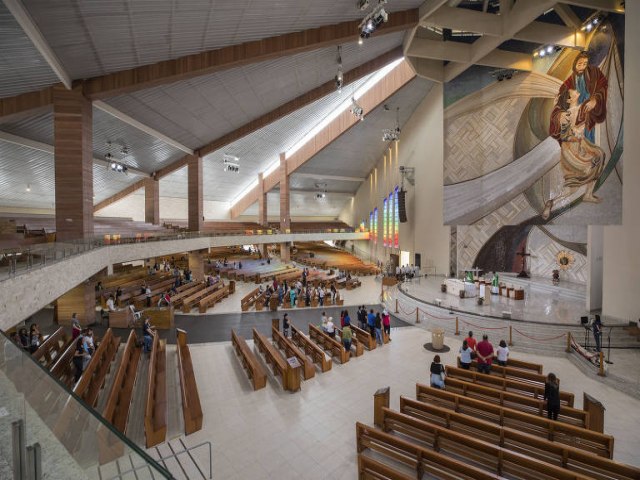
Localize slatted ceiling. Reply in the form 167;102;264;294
243;191;350;217
0;2;59;99
297;77;434;179
0;142;54;208
159;166;188;200
105;32;404;150
91;108;185;173
289;177;359;194
20;0;421;80
0;110;53;143
93;164;142;204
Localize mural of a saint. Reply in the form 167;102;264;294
543;52;608;220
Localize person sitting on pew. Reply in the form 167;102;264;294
496;339;510;366
430;355;446;389
29;324;41;354
476;334;494;374
142;318;156;353
79;328;95;371
459;340;473;369
544;373;561;421
342;324;353;355
157;291;171;307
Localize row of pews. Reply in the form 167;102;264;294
293;242;379;275
19;325;203;457
231;321;389;393
356;356;639;480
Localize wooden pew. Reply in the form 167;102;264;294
377;408;594;480
181;284;222;313
500;357;544;374
398;396;640;480
308;324;349;364
176;330;203;435
168;282;206;308
356;422;506;480
415;384;613;458
32;327;71;369
252;328;299;392
50;336;82;388
357;455;414;480
271;326;315;380
231;330;267;390
73;328;121;408
456;358;549;386
144;335;167;448
290;325;332;373
102;330;142;433
131;278;176;309
350;324;376;350
144;306;175;330
445;365;575;407
197;284;230;313
335;327;364;357
443;376;588;427
241;287;260;311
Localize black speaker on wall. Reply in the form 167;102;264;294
398;189;408;223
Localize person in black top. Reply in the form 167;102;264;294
544;372;561;420
592;315;602;352
282;313;290;338
142;318;155;353
73;332;86;383
430;355;445;388
357;306;366;330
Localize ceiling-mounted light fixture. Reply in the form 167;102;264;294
533;44;560;58
26;184;31;192
223;154;240;173
382;107;400;141
335;46;344;93
581;12;603;32
359;0;388;40
350;97;364;121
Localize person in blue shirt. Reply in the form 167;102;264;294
367;309;376;337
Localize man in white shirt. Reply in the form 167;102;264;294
325;317;335;338
106;295;116;312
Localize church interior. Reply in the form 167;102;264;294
0;0;639;478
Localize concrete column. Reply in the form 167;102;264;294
53;84;93;241
188;154;203;232
188;250;205;282
279;153;290;262
257;172;268;258
145;178;160;225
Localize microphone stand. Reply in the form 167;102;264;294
606;326;614;364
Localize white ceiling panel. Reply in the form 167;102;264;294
20;0;421;80
243;191;351;218
104;33;405;150
0;2;59;99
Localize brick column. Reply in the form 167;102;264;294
188;250;205;283
145;178;160;225
279;153;290;262
188;154;203;232
55;282;95;327
53;84;93;241
257;172;268;258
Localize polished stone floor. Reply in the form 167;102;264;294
182;327;640;479
399;274;604;325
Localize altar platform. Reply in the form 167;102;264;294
398;273;606;326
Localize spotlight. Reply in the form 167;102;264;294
335;46;343;92
539;49;546;57
110;162;117;169
546;45;553;54
356;0;370;11
26;184;31;192
359;0;388;38
358;37;363;45
350;97;364;121
224;164;240;173
316;193;326;199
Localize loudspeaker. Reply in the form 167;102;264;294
580;316;589;325
398;189;407;223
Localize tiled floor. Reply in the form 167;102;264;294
179;327;640;479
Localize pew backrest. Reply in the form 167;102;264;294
231;329;267;390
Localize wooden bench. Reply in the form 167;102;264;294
198;284;230;313
181;284;222;313
271;326;315;380
415;384;613;458
377;408;594;480
144;335;167;448
290;325;332;373
456;358;549;386
231;329;267;390
397;396;640;480
252;328;299;392
499;357;544;374
445;365;575;407
73;328;121;408
357;455;414;480
350;324;376;350
335;327;364;357
241;288;260;311
356;422;506;480
32;327;72;369
443;376;588;427
132;278;176;309
143;306;175;330
308;324;349;364
49;337;80;388
176;329;203;435
102;330;142;433
167;282;206;308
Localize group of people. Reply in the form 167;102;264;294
395;264;420;281
357;306;391;346
9;323;42;354
254;276;340;309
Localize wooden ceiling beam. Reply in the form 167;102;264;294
82;10;418;100
93;178;147;212
0;85;55;123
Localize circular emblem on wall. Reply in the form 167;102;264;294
556;250;575;270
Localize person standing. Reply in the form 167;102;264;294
343;310;351;327
476;334;494;374
73;331;87;383
342;324;353;356
325;317;335;338
81;328;95;370
544;373;561;421
145;285;152;308
71;313;82;340
29;324;41;354
496;340;510;366
592;315;603;352
282;313;290;338
430;355;445;389
459;340;473;369
382;309;391;341
142;318;155;353
367;309;376;337
374;312;383;346
464;331;477;352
